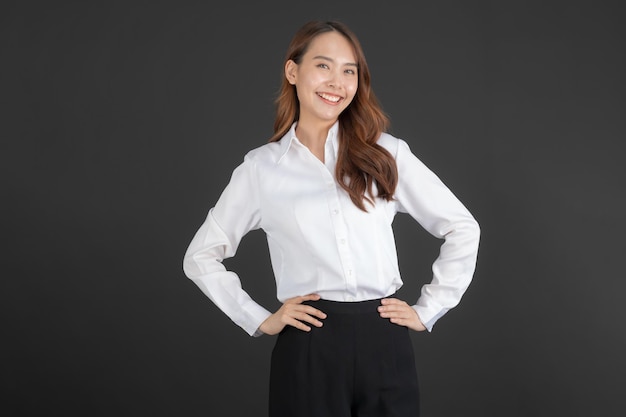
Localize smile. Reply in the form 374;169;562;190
317;92;342;103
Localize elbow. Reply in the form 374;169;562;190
440;216;480;250
182;253;198;280
442;215;480;238
472;217;481;238
182;258;191;279
182;248;226;279
467;216;481;246
468;218;481;255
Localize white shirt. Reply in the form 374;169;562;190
183;122;480;336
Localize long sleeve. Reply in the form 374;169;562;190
394;139;481;331
182;156;271;336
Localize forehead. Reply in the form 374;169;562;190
304;31;356;62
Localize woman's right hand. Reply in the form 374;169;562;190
259;294;327;335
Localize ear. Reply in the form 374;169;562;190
285;60;297;85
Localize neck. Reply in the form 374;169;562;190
295;117;335;152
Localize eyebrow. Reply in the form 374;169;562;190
312;55;358;67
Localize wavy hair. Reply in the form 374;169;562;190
268;20;398;211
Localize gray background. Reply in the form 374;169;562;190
2;1;625;416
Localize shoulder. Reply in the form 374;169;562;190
243;140;284;165
376;132;412;159
221;141;284;183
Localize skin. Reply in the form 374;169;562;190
284;31;358;163
259;31;426;336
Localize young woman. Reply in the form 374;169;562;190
183;20;480;417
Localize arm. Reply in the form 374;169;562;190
393;139;481;332
182;156;271;336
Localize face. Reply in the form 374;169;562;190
285;31;358;126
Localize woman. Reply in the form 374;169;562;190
183;20;480;417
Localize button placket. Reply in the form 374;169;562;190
325;186;357;296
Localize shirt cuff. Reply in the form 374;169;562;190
412;303;448;332
240;304;272;337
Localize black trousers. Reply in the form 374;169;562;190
269;298;420;417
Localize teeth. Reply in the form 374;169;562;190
319;93;341;102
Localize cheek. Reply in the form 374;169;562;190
346;83;358;100
298;74;323;94
295;77;315;98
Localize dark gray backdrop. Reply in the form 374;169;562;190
2;1;625;416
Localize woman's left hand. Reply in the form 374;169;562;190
378;298;426;332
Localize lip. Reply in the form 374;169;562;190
317;92;343;104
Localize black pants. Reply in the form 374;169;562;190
269;298;420;417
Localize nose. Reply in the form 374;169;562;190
327;68;341;88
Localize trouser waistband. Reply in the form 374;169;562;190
303;297;388;313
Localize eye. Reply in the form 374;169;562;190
345;68;356;75
317;63;329;69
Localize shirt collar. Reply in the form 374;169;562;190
276;121;340;165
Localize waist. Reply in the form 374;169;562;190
303;296;391;314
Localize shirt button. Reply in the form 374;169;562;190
340;239;346;244
347;296;355;302
333;209;339;215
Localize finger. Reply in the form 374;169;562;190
379;305;413;320
286;293;321;305
380;297;406;306
286;313;326;331
299;293;322;302
280;305;323;325
389;317;410;326
378;304;402;312
301;305;327;319
284;303;326;319
291;311;324;327
380;310;410;320
287;317;312;332
378;304;408;314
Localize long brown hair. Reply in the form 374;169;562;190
268;20;398;211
